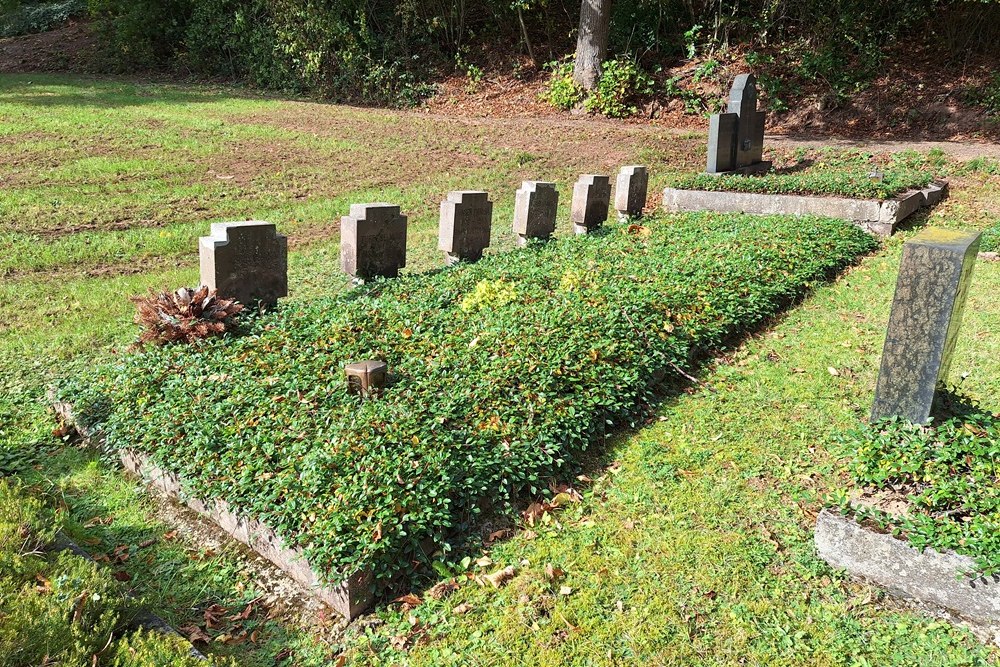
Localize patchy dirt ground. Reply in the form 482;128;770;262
0;20;95;73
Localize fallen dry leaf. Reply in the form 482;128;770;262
559;585;573;596
392;593;422;609
544;563;565;581
427;580;460;600
484;565;517;589
828;366;840;376
453;602;473;615
180;625;212;644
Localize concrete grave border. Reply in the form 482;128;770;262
51;400;374;620
662;181;948;236
815;509;1000;629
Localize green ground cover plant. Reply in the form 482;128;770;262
669;149;941;200
980;223;999;252
60;212;876;591
834;404;1000;575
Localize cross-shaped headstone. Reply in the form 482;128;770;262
199;221;288;306
706;74;770;175
340;203;408;280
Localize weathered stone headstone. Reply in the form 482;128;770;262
871;228;981;423
571;174;611;234
439;191;493;265
615;166;648;220
706;74;770;175
199;221;288;306
340;203;407;280
512;181;559;247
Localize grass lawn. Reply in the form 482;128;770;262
2;73;1000;665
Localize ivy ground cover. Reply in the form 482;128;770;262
61;212;876;591
835;405;1000;576
669;149;943;200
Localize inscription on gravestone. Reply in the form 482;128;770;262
706;73;770;175
871;228;981;424
571;174;611;234
340;203;408;280
439;191;493;265
199;221;288;306
615;166;648;220
512;181;559;247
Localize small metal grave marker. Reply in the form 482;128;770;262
439;191;493;265
512;181;559;247
706;74;770;175
571;174;611;234
871;227;982;423
615;166;648;220
345;360;388;396
199;221;288;306
340;203;407;280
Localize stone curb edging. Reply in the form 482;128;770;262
815;508;1000;628
52;534;208;660
662;181;948;237
50;400;373;620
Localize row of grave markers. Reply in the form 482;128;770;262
200;165;649;304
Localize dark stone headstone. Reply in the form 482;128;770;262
439;191;493;265
871;228;981;423
512;181;558;247
340;203;407;280
199;221;288;306
706;74;770;175
571;174;611;234
615;165;648;219
707;114;738;174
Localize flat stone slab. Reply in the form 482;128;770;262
815;509;1000;627
662;181;948;236
51;400;373;620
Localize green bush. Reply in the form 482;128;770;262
0;0;85;37
835;406;1000;576
88;0;192;70
540;58;584;111
584;58;654;118
61;213;876;590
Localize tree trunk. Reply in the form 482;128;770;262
572;0;612;91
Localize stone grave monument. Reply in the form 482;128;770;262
571;174;611;234
706;73;771;175
871;227;982;423
512;181;559;247
439;191;493;265
199;221;288;306
615;165;648;220
340;203;408;280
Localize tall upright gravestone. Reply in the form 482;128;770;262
439;191;493;265
571;174;611;235
512;181;559;247
615;165;648;220
871;228;981;423
199;221;288;306
340;203;408;280
706;74;770;175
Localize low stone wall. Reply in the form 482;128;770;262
662;182;947;236
51;401;373;620
815;509;1000;628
